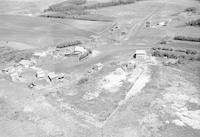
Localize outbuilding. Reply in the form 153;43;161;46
57;73;65;81
158;21;167;26
36;70;46;78
133;50;147;59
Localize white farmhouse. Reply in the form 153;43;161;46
48;72;57;81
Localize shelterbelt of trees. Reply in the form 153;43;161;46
42;0;139;21
44;0;138;14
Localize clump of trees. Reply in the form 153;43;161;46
151;47;200;61
40;13;66;19
83;0;136;10
152;50;178;59
174;36;200;42
44;0;136;14
42;0;138;20
56;40;82;48
186;19;200;27
67;0;87;5
184;7;196;13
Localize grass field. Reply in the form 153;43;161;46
0;14;111;48
0;0;65;15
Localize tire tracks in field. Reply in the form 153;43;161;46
124;0;167;41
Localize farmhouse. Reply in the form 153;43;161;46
48;72;57;81
133;50;147;59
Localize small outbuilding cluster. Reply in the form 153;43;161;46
1;58;67;89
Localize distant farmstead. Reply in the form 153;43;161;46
133;50;147;59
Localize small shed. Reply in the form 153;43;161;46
88;62;104;74
133;50;147;59
57;73;65;81
95;63;104;71
158;21;167;26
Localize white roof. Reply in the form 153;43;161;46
74;46;87;53
159;21;167;26
36;70;45;77
135;50;146;54
96;63;103;67
34;52;47;57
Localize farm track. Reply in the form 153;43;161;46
125;0;167;40
96;0;167;130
